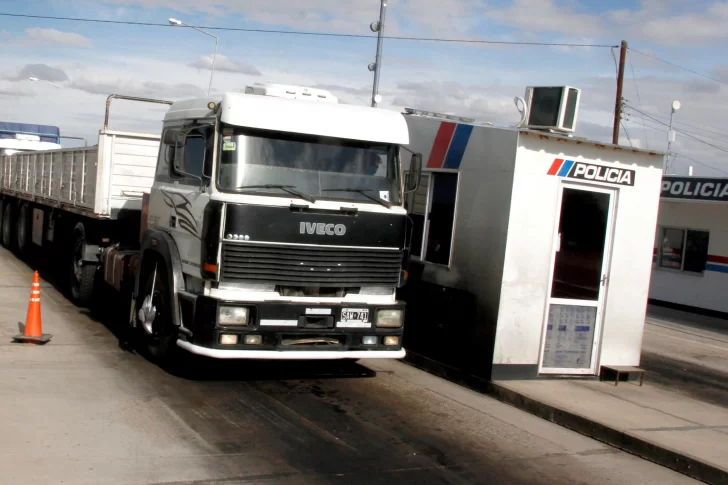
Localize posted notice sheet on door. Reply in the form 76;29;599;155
542;304;597;369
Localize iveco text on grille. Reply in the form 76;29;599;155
300;222;346;236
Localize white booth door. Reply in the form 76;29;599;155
539;184;616;375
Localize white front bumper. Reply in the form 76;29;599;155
177;340;406;360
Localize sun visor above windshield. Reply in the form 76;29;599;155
220;93;409;145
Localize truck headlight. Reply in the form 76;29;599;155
376;309;403;328
218;306;249;326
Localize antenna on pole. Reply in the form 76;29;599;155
369;0;387;107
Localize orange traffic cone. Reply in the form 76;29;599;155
12;271;51;345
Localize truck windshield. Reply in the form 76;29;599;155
217;126;401;205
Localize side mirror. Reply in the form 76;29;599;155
405;153;422;193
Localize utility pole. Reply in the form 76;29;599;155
368;0;387;107
612;40;628;145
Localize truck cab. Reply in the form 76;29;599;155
136;84;420;361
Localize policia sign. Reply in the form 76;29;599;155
661;177;728;202
548;159;635;186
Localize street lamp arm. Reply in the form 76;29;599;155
169;19;219;96
188;25;219;40
175;21;219;41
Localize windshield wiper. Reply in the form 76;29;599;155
322;188;392;208
236;184;316;203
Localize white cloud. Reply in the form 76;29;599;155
0;83;35;98
613;1;728;47
713;65;728;83
487;0;605;38
8;64;69;83
25;28;92;47
189;54;261;76
485;0;728;48
94;0;487;37
86;0;728;48
3;1;727;176
69;76;205;99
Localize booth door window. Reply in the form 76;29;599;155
540;185;616;375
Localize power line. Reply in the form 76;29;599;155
628;56;648;149
624;117;667;134
0;12;618;47
671;151;728;175
629;48;726;85
668;124;728;145
630;116;728;159
621;121;634;148
673;123;728;143
673;120;728;141
628;105;728;142
643;112;728;141
626;105;728;153
629;107;728;142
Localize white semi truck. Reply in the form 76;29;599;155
0;85;421;364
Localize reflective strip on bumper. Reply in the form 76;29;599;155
176;340;406;360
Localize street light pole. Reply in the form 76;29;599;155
666;100;680;174
368;1;387;107
169;18;219;96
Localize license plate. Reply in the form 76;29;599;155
341;308;369;322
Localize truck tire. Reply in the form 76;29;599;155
16;204;31;256
69;227;96;306
2;203;14;249
0;200;5;244
136;262;179;366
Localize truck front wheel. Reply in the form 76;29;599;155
136;262;178;365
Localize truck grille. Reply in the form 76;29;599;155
221;242;402;287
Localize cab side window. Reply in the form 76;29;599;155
156;124;213;184
179;136;205;179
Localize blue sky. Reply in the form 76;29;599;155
1;0;727;175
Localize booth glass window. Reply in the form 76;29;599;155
658;227;709;273
406;172;459;266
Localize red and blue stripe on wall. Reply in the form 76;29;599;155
426;122;474;169
652;248;728;273
546;158;575;177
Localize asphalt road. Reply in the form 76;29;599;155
0;249;698;485
642;306;728;409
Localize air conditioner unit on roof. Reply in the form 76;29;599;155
244;83;338;104
524;86;581;133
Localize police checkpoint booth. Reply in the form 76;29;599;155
649;176;728;316
399;108;665;380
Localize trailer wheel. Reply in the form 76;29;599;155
69;227;96;305
1;203;13;249
0;200;5;244
16;204;31;256
136;262;178;365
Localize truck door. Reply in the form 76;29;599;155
148;123;214;277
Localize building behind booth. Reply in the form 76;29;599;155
400;110;665;381
0;122;61;156
650;176;728;316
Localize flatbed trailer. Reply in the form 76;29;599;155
0;95;170;302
